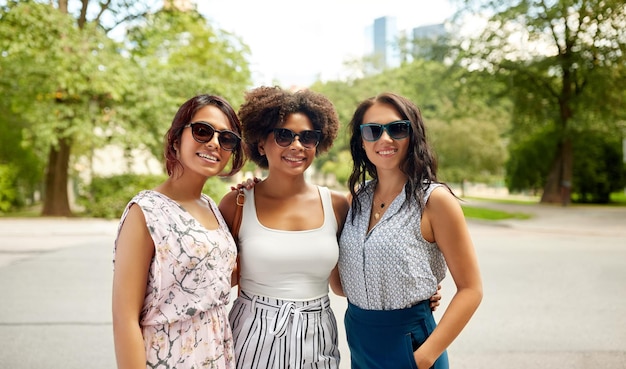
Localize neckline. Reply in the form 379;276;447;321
247;186;327;232
145;190;219;231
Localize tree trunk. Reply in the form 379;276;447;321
42;137;73;216
541;138;573;204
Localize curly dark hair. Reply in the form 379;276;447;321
238;86;339;169
347;92;443;221
164;94;245;177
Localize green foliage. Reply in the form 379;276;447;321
461;204;531;220
0;1;253;216
610;191;626;205
79;174;231;219
572;130;625;204
313;59;510;186
455;0;626;203
79;174;166;219
320;150;353;188
0;108;44;211
0;164;18;213
506;125;626;203
505;125;557;193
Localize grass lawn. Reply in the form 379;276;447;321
461;205;532;221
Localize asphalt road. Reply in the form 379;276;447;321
0;201;624;368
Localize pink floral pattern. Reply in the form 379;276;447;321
115;190;236;368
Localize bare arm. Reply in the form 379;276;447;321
329;190;350;297
112;204;154;369
414;187;483;368
218;190;240;287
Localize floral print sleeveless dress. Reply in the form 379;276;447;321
114;190;237;368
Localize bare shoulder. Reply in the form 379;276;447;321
119;203;147;235
424;185;467;237
116;203;153;254
330;189;350;212
427;185;461;211
329;189;350;230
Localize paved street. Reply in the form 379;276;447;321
0;201;625;368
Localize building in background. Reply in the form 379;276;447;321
367;17;448;68
412;23;446;40
371;16;400;69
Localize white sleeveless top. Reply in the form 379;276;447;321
238;186;339;301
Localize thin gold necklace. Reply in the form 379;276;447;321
372;194;395;220
372;183;405;220
373;200;385;220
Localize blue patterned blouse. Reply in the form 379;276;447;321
338;180;447;310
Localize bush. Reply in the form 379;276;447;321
0;164;18;213
79;174;232;219
79;174;167;219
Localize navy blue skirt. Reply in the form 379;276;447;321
344;300;449;369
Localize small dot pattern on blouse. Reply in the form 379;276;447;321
338;181;447;310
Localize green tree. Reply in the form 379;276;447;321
453;0;626;203
0;1;252;216
0;1;136;216
312;59;509;191
122;6;251;161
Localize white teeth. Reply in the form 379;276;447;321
284;156;304;162
378;149;396;155
198;153;218;161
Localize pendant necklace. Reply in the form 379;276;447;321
374;201;386;220
373;187;402;220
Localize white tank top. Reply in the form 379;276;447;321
238;186;339;300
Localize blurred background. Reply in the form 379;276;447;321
0;0;625;220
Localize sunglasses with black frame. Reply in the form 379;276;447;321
185;121;241;151
272;128;322;150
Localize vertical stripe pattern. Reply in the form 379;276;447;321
229;291;340;369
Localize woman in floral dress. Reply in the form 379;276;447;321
112;94;245;368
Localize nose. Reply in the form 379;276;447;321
205;131;220;149
289;135;306;149
379;129;393;141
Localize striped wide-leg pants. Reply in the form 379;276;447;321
228;291;340;369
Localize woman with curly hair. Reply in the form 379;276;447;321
219;86;348;369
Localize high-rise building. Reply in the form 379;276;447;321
412;23;446;40
366;18;449;69
372;16;400;69
411;23;447;60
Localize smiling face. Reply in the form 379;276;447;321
258;112;316;177
361;102;410;173
177;105;234;179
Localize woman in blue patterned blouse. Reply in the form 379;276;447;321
337;92;483;369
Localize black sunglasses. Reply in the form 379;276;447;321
273;128;322;150
185;122;241;151
360;120;411;142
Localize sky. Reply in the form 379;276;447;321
197;0;456;88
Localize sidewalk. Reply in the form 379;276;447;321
463;199;626;237
0;217;118;266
